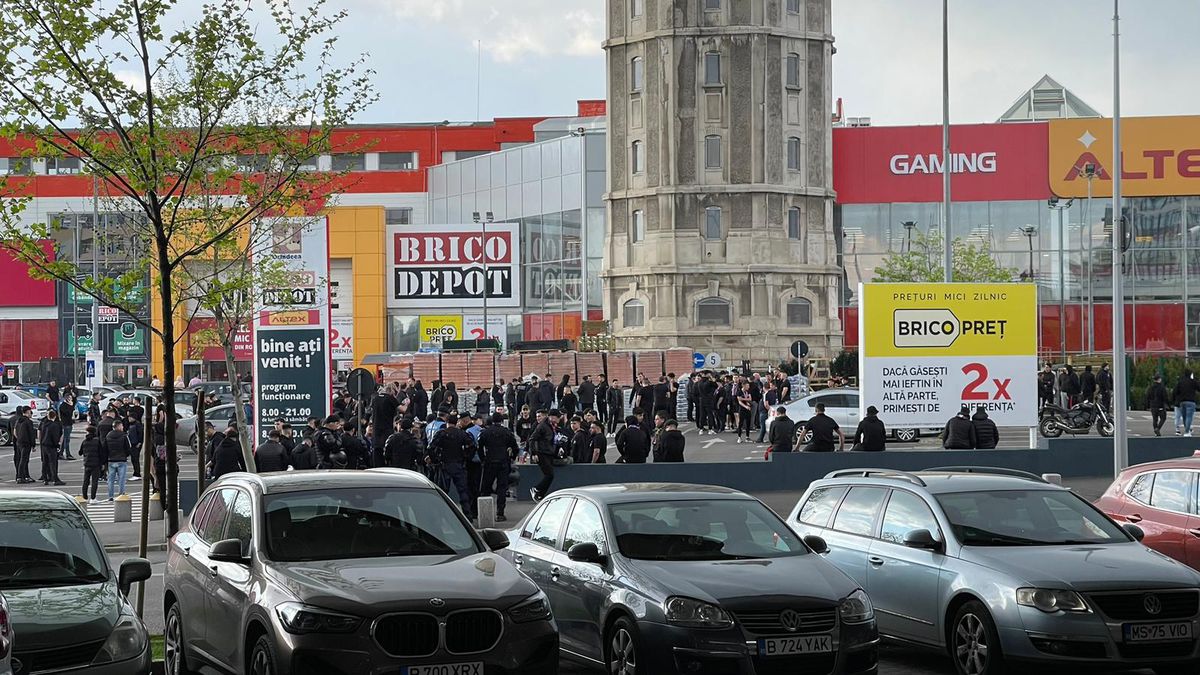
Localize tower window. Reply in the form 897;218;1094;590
704;135;722;169
704;52;722;85
704;206;722;240
631;141;643;174
786;53;801;89
787;137;802;171
631;56;643;92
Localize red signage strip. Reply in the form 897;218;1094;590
833;122;1051;204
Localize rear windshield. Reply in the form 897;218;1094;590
264;488;481;562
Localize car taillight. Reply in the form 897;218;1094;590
29;400;35;409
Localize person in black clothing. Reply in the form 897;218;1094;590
274;420;296;457
538;377;555;411
442;382;460;413
410;380;429;421
126;411;143;480
79;426;103;501
555;375;571;407
713;378;731;434
559;386;578;417
637;376;655;422
504;380;519;429
1147;374;1170;436
800;404;844;452
653;377;672;417
850;406;887;452
1175;370;1198;436
13;407;35;483
605;380;624;433
152;409;169;497
942;406;978;450
1038;364;1056;409
1098;363;1114;410
528;409;557;501
429;413;477;515
478;414;519;522
1080;365;1097;403
473;386;491;419
768;406;796;455
39;410;64;485
657;419;685;462
430;380;446;415
615;415;650;464
971;407;999;450
370;386;399;466
588;421;607;463
699;373;718;434
58;394;76;460
514;406;535;450
313;416;347;469
341;418;368;469
578;375;596;415
254;430;290;473
385;418;422;470
211;424;246;478
1063;365;1081;407
290;437;318;470
569;417;590;464
595;376;609;426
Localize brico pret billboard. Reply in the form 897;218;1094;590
386;224;521;309
858;283;1037;428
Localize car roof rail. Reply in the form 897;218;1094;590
822;468;927;487
925;466;1049;484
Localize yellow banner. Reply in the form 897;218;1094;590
1049;115;1200;198
860;283;1037;358
419;315;462;343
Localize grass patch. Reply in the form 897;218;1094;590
150;634;164;661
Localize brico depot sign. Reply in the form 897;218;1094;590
859;283;1037;428
387;224;521;309
833;123;1049;204
1049;115;1200;198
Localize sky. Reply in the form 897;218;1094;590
333;0;1200;126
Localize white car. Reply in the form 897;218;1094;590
0;390;49;421
775;388;934;444
0;592;11;675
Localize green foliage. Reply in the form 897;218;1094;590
777;359;799;376
830;351;858;379
874;231;1018;284
1128;356;1200;411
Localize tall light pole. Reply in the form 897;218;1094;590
1021;226;1036;279
1111;0;1128;473
941;0;953;282
472;210;495;341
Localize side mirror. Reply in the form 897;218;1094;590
1122;523;1145;542
567;542;604;564
117;558;152;597
903;529;944;552
480;528;510;552
209;538;250;564
803;535;829;555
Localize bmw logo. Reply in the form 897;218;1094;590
430;598;446;608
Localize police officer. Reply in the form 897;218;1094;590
429;413;477;517
477;414;519;522
384;417;422;470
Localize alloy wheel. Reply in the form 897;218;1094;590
954;612;989;675
164;608;183;675
250;641;274;675
0;427;10;446
895;428;918;442
609;627;637;675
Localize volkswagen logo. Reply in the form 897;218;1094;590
1144;594;1163;616
779;609;804;632
430;598;446;608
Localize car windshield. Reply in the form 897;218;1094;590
936;490;1130;546
264;488;482;562
610;499;808;561
0;509;109;588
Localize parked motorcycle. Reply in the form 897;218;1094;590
1039;400;1114;438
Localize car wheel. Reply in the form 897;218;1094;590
606;617;640;675
164;602;196;675
0;426;10;447
188;434;198;455
894;428;919;442
951;601;1003;675
249;634;278;675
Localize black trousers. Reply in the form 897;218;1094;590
83;466;101;499
737;408;752;437
687;397;696;422
130;445;141;477
40;447;59;482
466;461;482;504
1153;407;1168;433
15;445;31;481
480;461;511;517
608;404;623;427
534;455;555;496
443;462;473;516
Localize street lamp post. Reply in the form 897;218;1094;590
902;221;917;252
941;0;953;282
1111;0;1129;473
471;211;495;342
1021;225;1036;279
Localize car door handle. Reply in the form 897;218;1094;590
1127;514;1143;523
868;556;885;566
1188;529;1200;538
181;546;191;558
209;565;219;578
550;566;561;581
513;554;523;567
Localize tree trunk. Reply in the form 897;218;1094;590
155;230;181;536
224;346;256;471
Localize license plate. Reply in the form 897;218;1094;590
758;635;833;656
402;663;483;675
1123;622;1193;642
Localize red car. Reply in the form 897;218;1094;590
1095;452;1200;569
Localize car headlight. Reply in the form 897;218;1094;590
508;590;552;623
664;596;732;628
840;589;875;624
275;602;363;634
91;614;147;664
1016;588;1090;614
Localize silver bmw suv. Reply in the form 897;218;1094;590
787;467;1200;675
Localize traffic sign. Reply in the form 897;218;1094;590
346;367;378;400
790;340;809;359
693;352;706;369
706;353;722;368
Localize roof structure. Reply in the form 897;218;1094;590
998;74;1102;122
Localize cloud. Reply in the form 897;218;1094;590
371;0;604;62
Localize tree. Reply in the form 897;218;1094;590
0;0;373;534
874;231;1017;284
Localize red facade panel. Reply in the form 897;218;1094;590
664;348;695;375
634;351;664;379
548;352;577;385
0;245;55;307
0;319;58;362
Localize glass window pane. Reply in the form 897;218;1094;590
880;491;940;544
787;298;811;326
797;486;847;527
532;498;574;547
563;501;607;553
705;0;720;9
379;152;417;171
704;207;721;239
1150;471;1191;512
631;142;643;174
1128;473;1154;505
786;54;800;88
704;52;721;85
385;208;412;225
631;210;644;243
787;0;800;12
199;489;237;543
697;298;730;326
787;137;801;171
831;487;887;537
331;154;365;171
631;57;643;92
631;0;643;17
623;299;645;327
705;136;721;169
788;207;801;240
224;491;254;556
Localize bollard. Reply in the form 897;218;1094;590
113;494;132;523
476;496;497;528
148;492;163;521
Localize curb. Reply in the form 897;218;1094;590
105;543;167;554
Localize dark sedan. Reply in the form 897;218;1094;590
163;469;557;675
503;483;879;675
